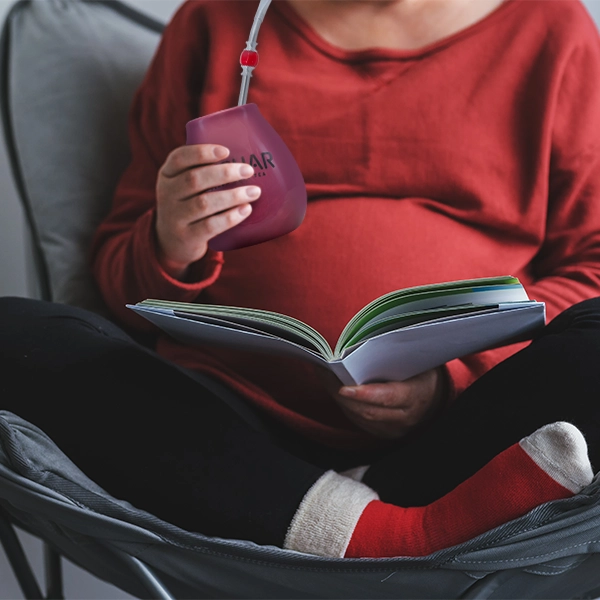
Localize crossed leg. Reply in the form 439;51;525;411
0;296;596;558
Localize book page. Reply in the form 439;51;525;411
338;303;545;385
337;276;528;350
135;299;333;359
336;304;500;354
128;306;333;367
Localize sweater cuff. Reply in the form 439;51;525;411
132;210;224;301
444;358;477;403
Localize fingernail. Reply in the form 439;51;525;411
246;186;261;199
213;146;228;159
239;164;254;177
339;387;356;397
239;204;252;216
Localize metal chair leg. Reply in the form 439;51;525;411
112;549;174;600
0;508;43;599
44;542;64;599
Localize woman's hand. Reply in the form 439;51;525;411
155;144;261;279
331;368;448;440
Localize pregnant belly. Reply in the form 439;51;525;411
201;196;509;348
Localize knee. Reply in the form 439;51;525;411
0;297;134;372
0;296;122;342
0;296;50;326
545;296;600;336
0;296;88;325
570;296;600;314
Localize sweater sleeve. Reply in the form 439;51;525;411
90;1;223;331
446;17;600;399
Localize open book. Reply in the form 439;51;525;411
127;275;545;386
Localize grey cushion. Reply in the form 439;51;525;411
2;0;164;313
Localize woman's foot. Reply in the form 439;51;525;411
284;422;594;558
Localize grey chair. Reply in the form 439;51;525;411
3;1;600;598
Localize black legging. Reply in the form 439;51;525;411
1;296;600;547
365;297;600;505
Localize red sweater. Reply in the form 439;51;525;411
91;0;600;448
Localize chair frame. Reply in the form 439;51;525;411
0;1;177;597
0;502;175;599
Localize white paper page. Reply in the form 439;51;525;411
363;286;530;324
338;303;545;385
172;310;322;352
128;306;331;368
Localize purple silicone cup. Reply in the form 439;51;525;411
186;103;307;251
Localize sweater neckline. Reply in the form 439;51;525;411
272;0;518;62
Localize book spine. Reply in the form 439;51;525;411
328;361;357;386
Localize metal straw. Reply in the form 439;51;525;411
238;0;273;106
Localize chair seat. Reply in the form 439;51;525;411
2;411;600;599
